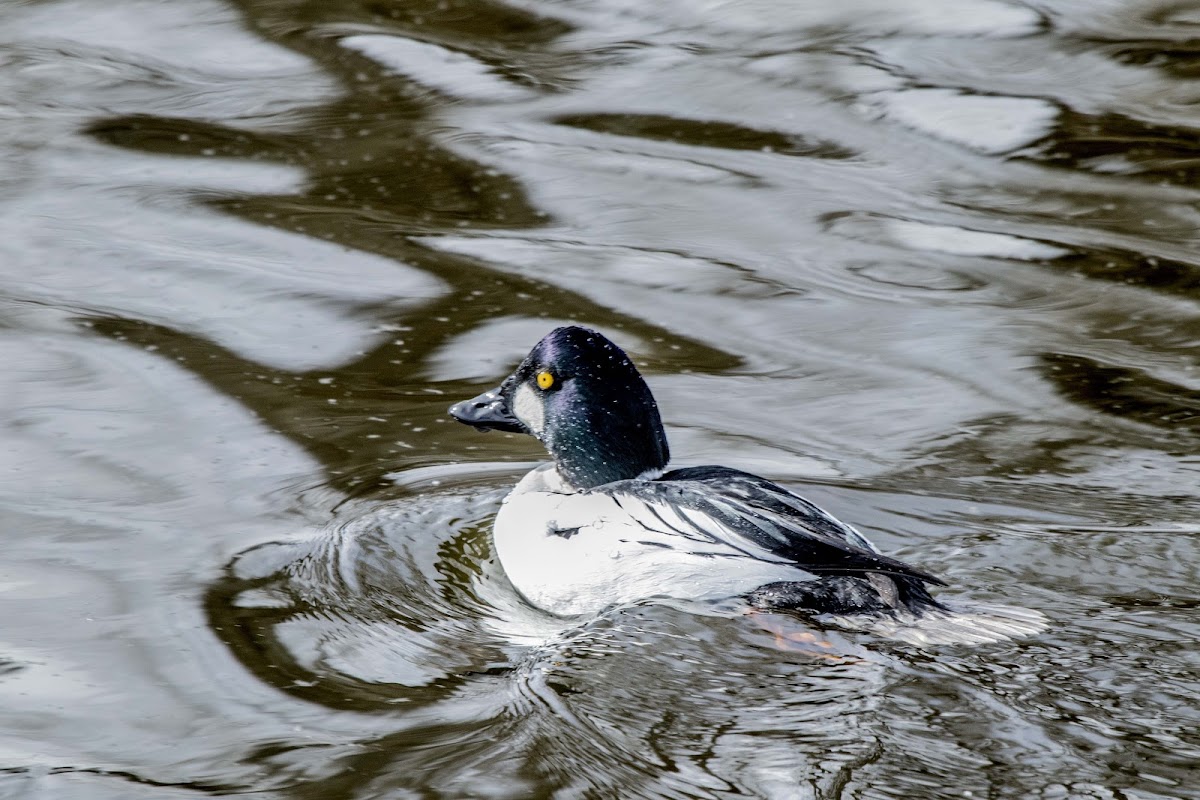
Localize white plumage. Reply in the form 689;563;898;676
494;464;806;616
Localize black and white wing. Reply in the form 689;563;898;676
596;466;944;586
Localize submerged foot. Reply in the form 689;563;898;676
747;610;864;662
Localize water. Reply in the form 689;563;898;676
2;0;1199;796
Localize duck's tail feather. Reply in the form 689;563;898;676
746;577;1048;646
821;600;1049;646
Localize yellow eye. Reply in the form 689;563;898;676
536;371;555;390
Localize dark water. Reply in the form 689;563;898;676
3;0;1200;796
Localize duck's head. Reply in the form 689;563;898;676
449;326;670;490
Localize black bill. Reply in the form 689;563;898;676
448;387;525;433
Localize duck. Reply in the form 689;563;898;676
449;325;1045;644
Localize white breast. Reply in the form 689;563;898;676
492;465;805;616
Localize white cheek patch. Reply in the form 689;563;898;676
512;383;546;436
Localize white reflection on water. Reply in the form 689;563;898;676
834;215;1071;260
0;0;449;372
339;34;534;102
5;0;1200;795
869;88;1059;154
559;0;1042;38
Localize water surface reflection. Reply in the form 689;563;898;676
2;0;1200;796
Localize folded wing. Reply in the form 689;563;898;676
596;466;944;587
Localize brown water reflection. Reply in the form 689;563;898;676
3;0;1200;797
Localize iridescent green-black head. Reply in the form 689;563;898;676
449;326;670;490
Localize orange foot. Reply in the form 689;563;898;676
748;611;861;662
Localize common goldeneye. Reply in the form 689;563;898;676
449;326;1044;643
